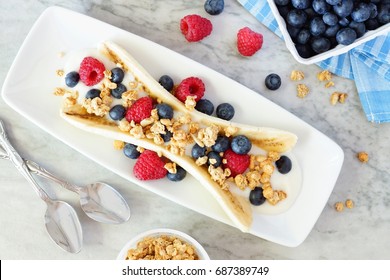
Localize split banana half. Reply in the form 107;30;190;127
60;41;298;232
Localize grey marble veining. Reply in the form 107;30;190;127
0;0;389;259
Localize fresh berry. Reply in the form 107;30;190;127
237;27;264;56
175;77;205;103
123;143;140;159
296;43;314;58
378;4;390;25
249;187;266;206
109;105;126;120
85;88;101;99
167;165;187;182
223;149;250;177
323;12;338;26
216;103;235;120
265;73;282;90
204;0;224;15
156;103;174;119
110;67;124;83
336;27;357;45
326;0;341;5
158;75;174;92
180;14;212;42
351;3;371;23
324;24;340;37
195;99;214;115
79;57;106;86
65;71;80;88
211;135;230;153
125;96;154;123
111;83;127;99
191;143;207;159
310;17;327;36
311;37;331;53
275;155;292;174
296;29;311;44
231;135;252;155
291;0;310;10
349;21;366;38
207;151;222;167
274;0;290;5
133;150;167;180
338;17;350;27
286;9;308;28
312;0;331;15
161;130;173;142
333;0;353;18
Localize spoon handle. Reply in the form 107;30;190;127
0;120;51;202
25;159;81;193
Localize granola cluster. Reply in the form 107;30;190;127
125;235;199;260
334;199;355;212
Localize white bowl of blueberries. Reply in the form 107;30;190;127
268;0;390;64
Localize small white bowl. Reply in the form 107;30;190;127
117;228;210;260
267;0;390;65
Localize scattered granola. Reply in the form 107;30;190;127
290;70;305;81
345;199;354;209
330;92;348;105
357;152;369;163
334;202;344;212
125;235;199;260
317;70;332;81
296;84;309;98
56;69;64;77
113;140;125;150
325;81;334;88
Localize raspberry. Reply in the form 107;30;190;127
175;77;205;103
180;14;213;42
125;96;153;123
133;150;167;180
223;149;250;177
79;57;106;86
237;27;263;56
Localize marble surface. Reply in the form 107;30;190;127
0;0;389;260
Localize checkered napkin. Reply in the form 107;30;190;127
238;0;390;123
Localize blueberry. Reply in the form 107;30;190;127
65;71;80;88
161;130;173;142
191;143;207;159
368;3;378;19
365;18;379;30
295;43;314;58
123;143;140;159
338;17;350;27
85;88;101;99
204;0;224;15
336;27;357;45
167;165;187;182
378;4;390;25
349;21;366;38
207;151;222;167
296;29;311;44
310;17;327;36
292;0;310;10
324;23;340;37
158;75;174;92
286;9;308;28
275;155;292;174
109;105;126;120
304;7;317;18
216;103;235;120
287;24;301;39
351;3;371;23
312;0;331;15
278;5;291;18
211;135;230;153
311;37;331;53
249;187;266;206
333;0;353;18
274;0;290;5
156;103;174;119
325;0;341;5
323;12;338;26
111;83;127;99
195;99;214;115
231;135;252;155
110;67;124;83
265;73;282;90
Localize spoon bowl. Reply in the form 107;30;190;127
44;200;83;253
79;182;130;224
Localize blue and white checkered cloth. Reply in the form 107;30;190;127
238;0;390;123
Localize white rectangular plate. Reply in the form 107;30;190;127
1;6;344;247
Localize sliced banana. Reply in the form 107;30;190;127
60;41;298;232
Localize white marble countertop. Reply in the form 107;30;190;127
0;0;389;260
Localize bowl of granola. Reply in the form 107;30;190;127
116;228;210;260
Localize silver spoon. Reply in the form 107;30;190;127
25;160;131;224
0;120;82;253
